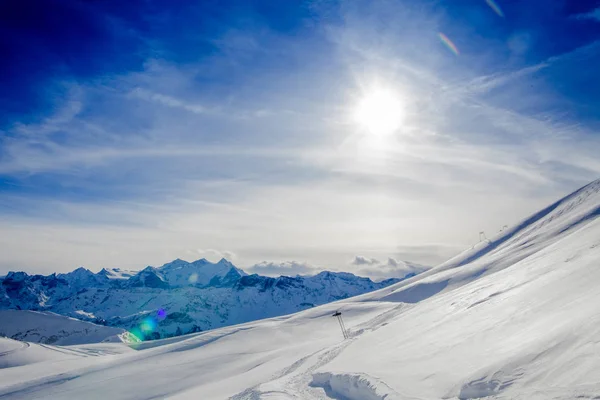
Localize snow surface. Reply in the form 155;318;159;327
0;310;138;346
99;267;138;280
1;179;599;399
0;337;135;370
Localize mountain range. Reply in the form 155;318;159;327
0;258;415;339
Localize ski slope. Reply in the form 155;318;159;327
1;179;599;399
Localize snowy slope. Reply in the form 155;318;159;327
0;310;138;346
158;258;247;286
0;179;599;399
0;259;404;339
98;267;137;280
0;311;138;369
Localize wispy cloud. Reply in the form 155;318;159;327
130;88;211;115
484;0;504;18
572;8;600;22
463;63;549;94
463;40;600;94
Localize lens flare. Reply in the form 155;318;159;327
439;33;459;56
485;0;504;17
130;327;143;342
141;317;156;333
129;311;165;342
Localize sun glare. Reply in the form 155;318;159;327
354;88;405;136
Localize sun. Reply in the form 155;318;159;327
353;87;405;136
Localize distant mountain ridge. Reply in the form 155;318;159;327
0;258;411;340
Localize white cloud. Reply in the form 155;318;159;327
386;258;399;267
351;257;431;281
351;256;379;265
246;261;318;277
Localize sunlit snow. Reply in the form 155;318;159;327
1;180;599;399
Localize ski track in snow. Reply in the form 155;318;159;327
0;339;29;357
37;343;105;358
230;303;407;399
230;341;351;399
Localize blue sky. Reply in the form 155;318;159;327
1;0;599;277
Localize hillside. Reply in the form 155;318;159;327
0;179;598;399
0;311;138;369
0;310;138;346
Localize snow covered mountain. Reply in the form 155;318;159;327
0;258;404;339
1;179;598;399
